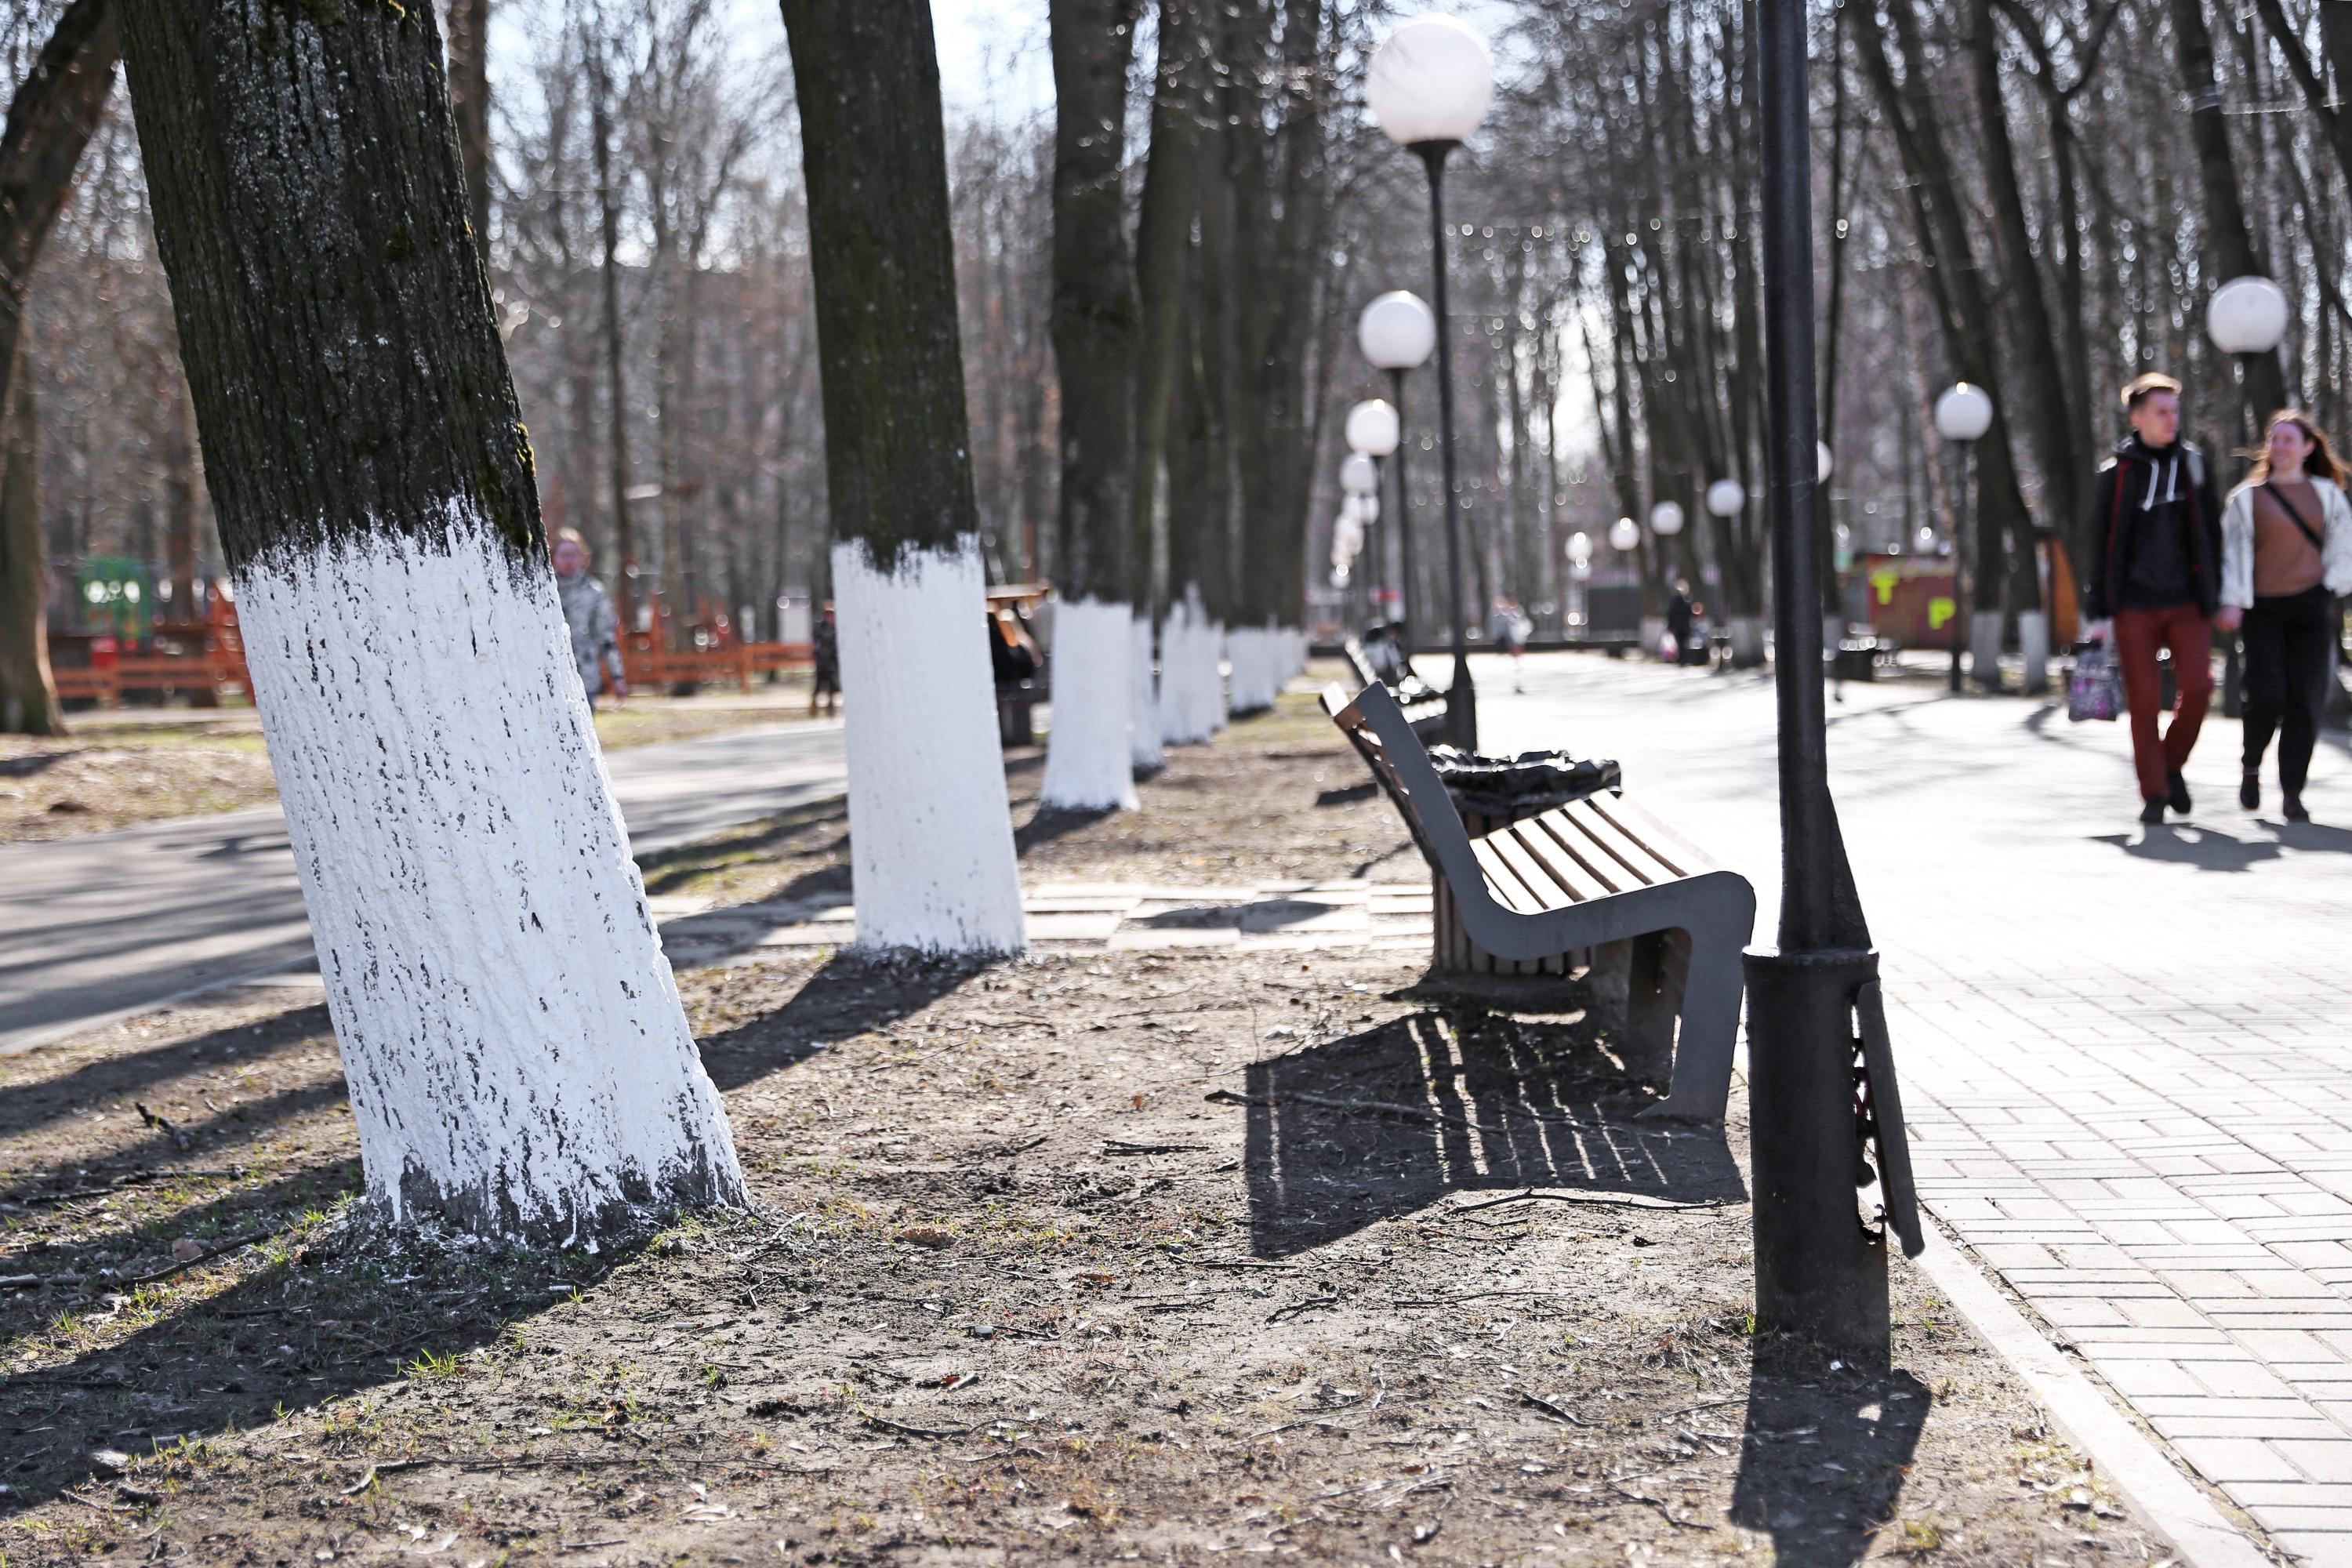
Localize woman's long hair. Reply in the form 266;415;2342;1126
2245;409;2344;485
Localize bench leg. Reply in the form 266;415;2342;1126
1646;906;1751;1123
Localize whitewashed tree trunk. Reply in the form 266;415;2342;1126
1728;614;1766;668
1129;608;1163;771
1157;590;1225;744
241;517;746;1241
120;0;744;1245
1228;622;1279;714
1970;609;2005;689
834;539;1028;952
1039;594;1139;811
781;0;1029;956
2019;610;2050;694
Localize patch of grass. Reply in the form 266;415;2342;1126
403;1348;462;1380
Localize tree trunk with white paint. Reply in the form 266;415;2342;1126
1039;0;1142;811
779;0;1025;953
120;0;746;1246
1129;608;1163;773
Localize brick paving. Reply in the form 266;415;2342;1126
1480;649;2352;1566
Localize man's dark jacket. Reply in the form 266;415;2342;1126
2082;433;2223;619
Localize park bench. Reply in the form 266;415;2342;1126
1341;635;1448;741
1324;680;1755;1122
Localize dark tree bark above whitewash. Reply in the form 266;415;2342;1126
777;0;982;575
118;0;539;575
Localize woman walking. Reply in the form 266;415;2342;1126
2219;411;2352;822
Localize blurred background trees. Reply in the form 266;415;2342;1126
11;0;2352;703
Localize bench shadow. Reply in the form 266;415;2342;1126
1240;1003;1744;1258
2088;825;2282;872
0;753;68;779
1729;1348;1931;1566
1315;782;1379;806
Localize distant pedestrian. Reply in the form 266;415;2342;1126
2083;373;2224;825
553;529;626;710
810;604;840;717
1486;597;1531;691
2220;410;2352;822
1362;622;1406;683
1665;580;1695;665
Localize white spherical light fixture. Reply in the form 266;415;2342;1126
1608;516;1641;552
1704;479;1744;519
1933;382;1994;444
1339;452;1379;496
1367;15;1495;149
1565;530;1592;564
1345;397;1401;457
2207;275;2290;357
1650;499;1686;537
1359;291;1437;371
1817;442;1835;485
1352;491;1380;525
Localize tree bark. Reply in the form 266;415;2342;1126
119;0;746;1245
0;340;56;736
444;0;491;268
0;0;118;737
2172;0;2287;416
587;34;639;630
1967;0;2073;609
1040;0;1142;810
1857;0;2041;630
778;0;1025;953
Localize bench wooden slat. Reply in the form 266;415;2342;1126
1475;831;1570;913
1534;800;1676;892
1586;794;1716;879
1500;814;1620;904
1469;837;1549;914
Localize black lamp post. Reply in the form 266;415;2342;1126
2208;276;2289;720
1346;397;1404;636
1370;15;1495;752
1748;0;1925;1359
1359;294;1437;653
1935;384;1994;695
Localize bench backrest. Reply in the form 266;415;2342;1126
1323;681;1489;895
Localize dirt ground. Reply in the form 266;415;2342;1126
1;687;2187;1566
0;691;817;845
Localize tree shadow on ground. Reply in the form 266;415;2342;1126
1240;998;1744;1258
1014;803;1116;857
2089;824;2282;872
0;1004;333;1159
0;1209;636;1522
695;951;993;1094
1729;1343;1930;1566
0;754;67;779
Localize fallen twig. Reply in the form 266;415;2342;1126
119;1227;280;1287
1516;1388;1598;1428
861;1413;976;1439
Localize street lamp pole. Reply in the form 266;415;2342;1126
1934;384;1994;695
2207;277;2289;719
1390;372;1417;648
1360;295;1436;653
1371;15;1494;752
1417;142;1476;748
1748;0;1922;1359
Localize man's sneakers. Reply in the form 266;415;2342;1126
2285;792;2310;823
2241;770;2260;811
2140;797;2167;825
2167;769;2194;815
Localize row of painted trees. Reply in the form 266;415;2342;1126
0;0;1291;1245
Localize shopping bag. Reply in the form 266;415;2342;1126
2067;640;2121;722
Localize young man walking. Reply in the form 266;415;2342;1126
2083;374;2225;824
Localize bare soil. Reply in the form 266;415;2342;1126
0;693;816;846
0;688;2176;1566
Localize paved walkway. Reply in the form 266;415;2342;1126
1475;650;2352;1566
0;718;849;1055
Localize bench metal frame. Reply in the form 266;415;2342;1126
1341;636;1448;741
1330;681;1755;1122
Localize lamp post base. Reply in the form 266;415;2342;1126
1446;653;1478;750
1747;946;1891;1363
